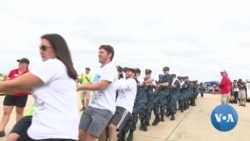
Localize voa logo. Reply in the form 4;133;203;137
211;104;238;132
214;113;234;123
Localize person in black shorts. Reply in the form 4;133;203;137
7;116;32;141
6;103;34;141
0;58;30;137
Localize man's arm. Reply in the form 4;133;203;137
171;84;177;88
137;82;144;86
77;80;111;91
144;78;154;84
85;76;90;82
159;82;169;87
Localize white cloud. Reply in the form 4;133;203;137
1;0;250;82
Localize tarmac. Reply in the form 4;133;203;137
0;93;249;141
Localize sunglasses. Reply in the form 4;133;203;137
40;45;53;51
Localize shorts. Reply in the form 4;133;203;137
30;138;76;141
221;93;230;104
238;90;246;99
79;106;113;137
3;95;28;108
109;106;131;130
11;116;76;141
29;139;76;141
10;116;32;141
80;90;91;100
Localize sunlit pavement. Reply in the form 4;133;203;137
0;93;249;141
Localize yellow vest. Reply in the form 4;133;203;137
81;73;93;84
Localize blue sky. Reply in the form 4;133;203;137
0;0;250;82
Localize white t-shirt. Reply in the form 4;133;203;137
137;75;144;83
28;59;79;140
116;78;137;113
89;62;118;114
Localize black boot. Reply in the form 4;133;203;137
139;120;144;130
118;131;126;141
165;110;169;117
145;121;150;126
180;107;184;112
127;130;134;141
166;111;171;117
141;122;148;131
170;114;175;121
160;114;164;122
152;115;160;125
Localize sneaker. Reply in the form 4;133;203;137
0;131;5;137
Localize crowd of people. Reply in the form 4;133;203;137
0;33;248;141
218;70;248;107
230;78;248;106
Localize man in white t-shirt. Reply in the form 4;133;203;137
77;45;118;141
99;67;137;141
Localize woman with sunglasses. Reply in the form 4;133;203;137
0;33;79;141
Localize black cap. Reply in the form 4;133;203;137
163;66;169;71
123;67;136;73
17;58;29;65
178;76;184;80
85;67;90;70
116;65;123;72
135;68;141;73
145;69;152;74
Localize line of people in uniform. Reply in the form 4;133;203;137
116;66;200;141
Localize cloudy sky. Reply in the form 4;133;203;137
0;0;250;82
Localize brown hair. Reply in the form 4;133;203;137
99;45;114;61
41;34;78;80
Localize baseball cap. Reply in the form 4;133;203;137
116;65;123;72
145;69;152;74
85;67;90;70
163;66;169;71
135;68;141;73
123;67;136;73
178;76;184;80
17;58;30;65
